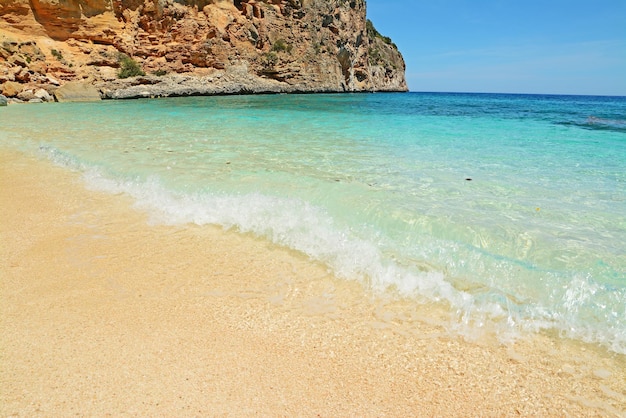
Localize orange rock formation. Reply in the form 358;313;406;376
0;0;407;101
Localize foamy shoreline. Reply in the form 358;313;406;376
1;149;624;416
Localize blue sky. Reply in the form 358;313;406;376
366;0;626;95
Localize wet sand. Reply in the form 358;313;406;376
1;150;624;416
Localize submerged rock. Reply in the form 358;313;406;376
0;94;7;106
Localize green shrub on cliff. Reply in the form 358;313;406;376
51;49;63;60
271;39;292;53
118;54;145;79
366;19;396;48
263;51;278;68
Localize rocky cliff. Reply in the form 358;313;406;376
0;0;407;101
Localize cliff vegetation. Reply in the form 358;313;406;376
0;0;407;101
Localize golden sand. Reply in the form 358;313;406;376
1;150;624;416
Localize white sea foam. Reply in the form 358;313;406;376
75;163;626;354
24;92;625;356
82;166;457;298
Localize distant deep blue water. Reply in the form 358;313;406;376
2;92;625;353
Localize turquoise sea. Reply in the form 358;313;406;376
2;92;625;353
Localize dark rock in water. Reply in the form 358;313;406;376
53;81;101;102
0;95;7;106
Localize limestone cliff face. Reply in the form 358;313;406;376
0;0;407;100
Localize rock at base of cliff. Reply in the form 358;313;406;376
0;95;7;106
54;82;101;102
1;81;23;98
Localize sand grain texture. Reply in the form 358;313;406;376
1;151;624;416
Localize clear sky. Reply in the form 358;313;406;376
366;0;626;96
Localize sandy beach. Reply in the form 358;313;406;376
1;149;624;416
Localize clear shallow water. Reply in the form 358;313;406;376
2;92;625;353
